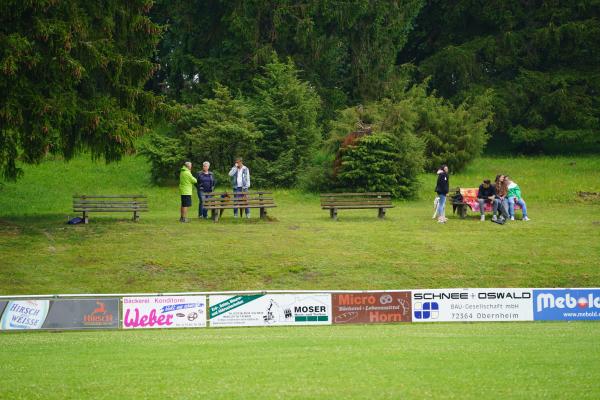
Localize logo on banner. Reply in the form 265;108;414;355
332;292;411;324
123;297;207;329
83;301;114;326
413;302;439;320
534;289;600;320
0;300;50;330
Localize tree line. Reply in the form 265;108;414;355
2;0;598;196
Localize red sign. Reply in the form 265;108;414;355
332;292;411;324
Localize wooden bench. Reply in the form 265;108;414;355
320;192;393;220
202;191;276;222
449;187;521;219
73;195;148;224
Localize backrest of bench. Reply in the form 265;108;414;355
73;195;148;210
202;191;275;208
320;192;392;206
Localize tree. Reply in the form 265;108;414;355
147;0;425;115
250;56;322;187
399;0;600;152
0;0;163;180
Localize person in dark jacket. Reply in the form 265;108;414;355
435;165;449;223
477;179;497;222
196;161;216;219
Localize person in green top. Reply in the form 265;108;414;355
505;176;529;221
179;161;197;222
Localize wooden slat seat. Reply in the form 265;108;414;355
201;191;276;222
72;195;148;223
320;192;393;220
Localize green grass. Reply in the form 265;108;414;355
0;323;599;399
0;155;599;294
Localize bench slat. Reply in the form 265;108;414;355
322;205;394;209
320;192;391;197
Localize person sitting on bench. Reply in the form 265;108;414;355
477;179;497;222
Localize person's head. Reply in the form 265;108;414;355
202;161;210;172
184;161;192;171
482;179;491;188
235;157;243;168
440;164;448;173
504;175;511;184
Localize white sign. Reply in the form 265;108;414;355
122;296;207;329
412;288;533;322
0;300;49;330
209;294;332;327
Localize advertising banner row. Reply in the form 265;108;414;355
1;288;599;330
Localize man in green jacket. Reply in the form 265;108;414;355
179;162;197;222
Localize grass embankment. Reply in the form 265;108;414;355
0;155;599;294
0;323;599;399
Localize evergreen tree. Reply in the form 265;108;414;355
399;0;600;152
250;56;321;187
0;0;163;179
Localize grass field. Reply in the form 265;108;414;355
0;155;599;294
0;323;599;399
1;155;599;399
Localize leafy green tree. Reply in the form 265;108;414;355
0;0;164;180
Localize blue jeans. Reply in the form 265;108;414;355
233;187;250;216
436;194;446;217
198;192;211;218
508;197;528;218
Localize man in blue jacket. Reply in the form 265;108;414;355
196;161;216;219
228;157;251;218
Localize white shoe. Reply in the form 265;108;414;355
245;214;250;219
480;215;485;222
492;215;497;222
523;216;530;221
510;216;515;221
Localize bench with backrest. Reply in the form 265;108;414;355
73;195;148;224
320;192;393;220
449;187;520;219
201;191;276;222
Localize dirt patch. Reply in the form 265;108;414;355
143;263;165;273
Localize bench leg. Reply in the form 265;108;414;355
260;207;267;219
378;208;386;218
83;211;88;224
213;210;219;223
330;208;337;220
133;211;139;222
459;205;467;219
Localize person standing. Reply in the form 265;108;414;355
435;165;449;223
506;177;530;221
477;179;497;222
228;158;251;218
179;161;197;223
196;161;216;219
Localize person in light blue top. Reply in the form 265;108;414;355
228;157;251;218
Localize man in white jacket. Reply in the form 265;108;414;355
228;158;251;218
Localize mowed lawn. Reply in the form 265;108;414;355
0;323;598;399
0;155;599;294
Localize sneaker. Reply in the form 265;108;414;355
245;214;250;219
437;218;446;224
480;215;485;222
523;216;530;221
510;216;515;221
234;214;239;218
492;215;497;222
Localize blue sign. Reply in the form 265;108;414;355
533;289;600;321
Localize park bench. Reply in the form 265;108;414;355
73;195;148;224
320;192;393;220
449;187;520;219
202;191;276;222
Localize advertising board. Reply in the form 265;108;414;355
533;289;600;321
332;292;411;324
0;299;119;330
412;288;533;322
209;293;331;327
122;296;207;329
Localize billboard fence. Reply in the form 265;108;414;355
1;288;599;331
